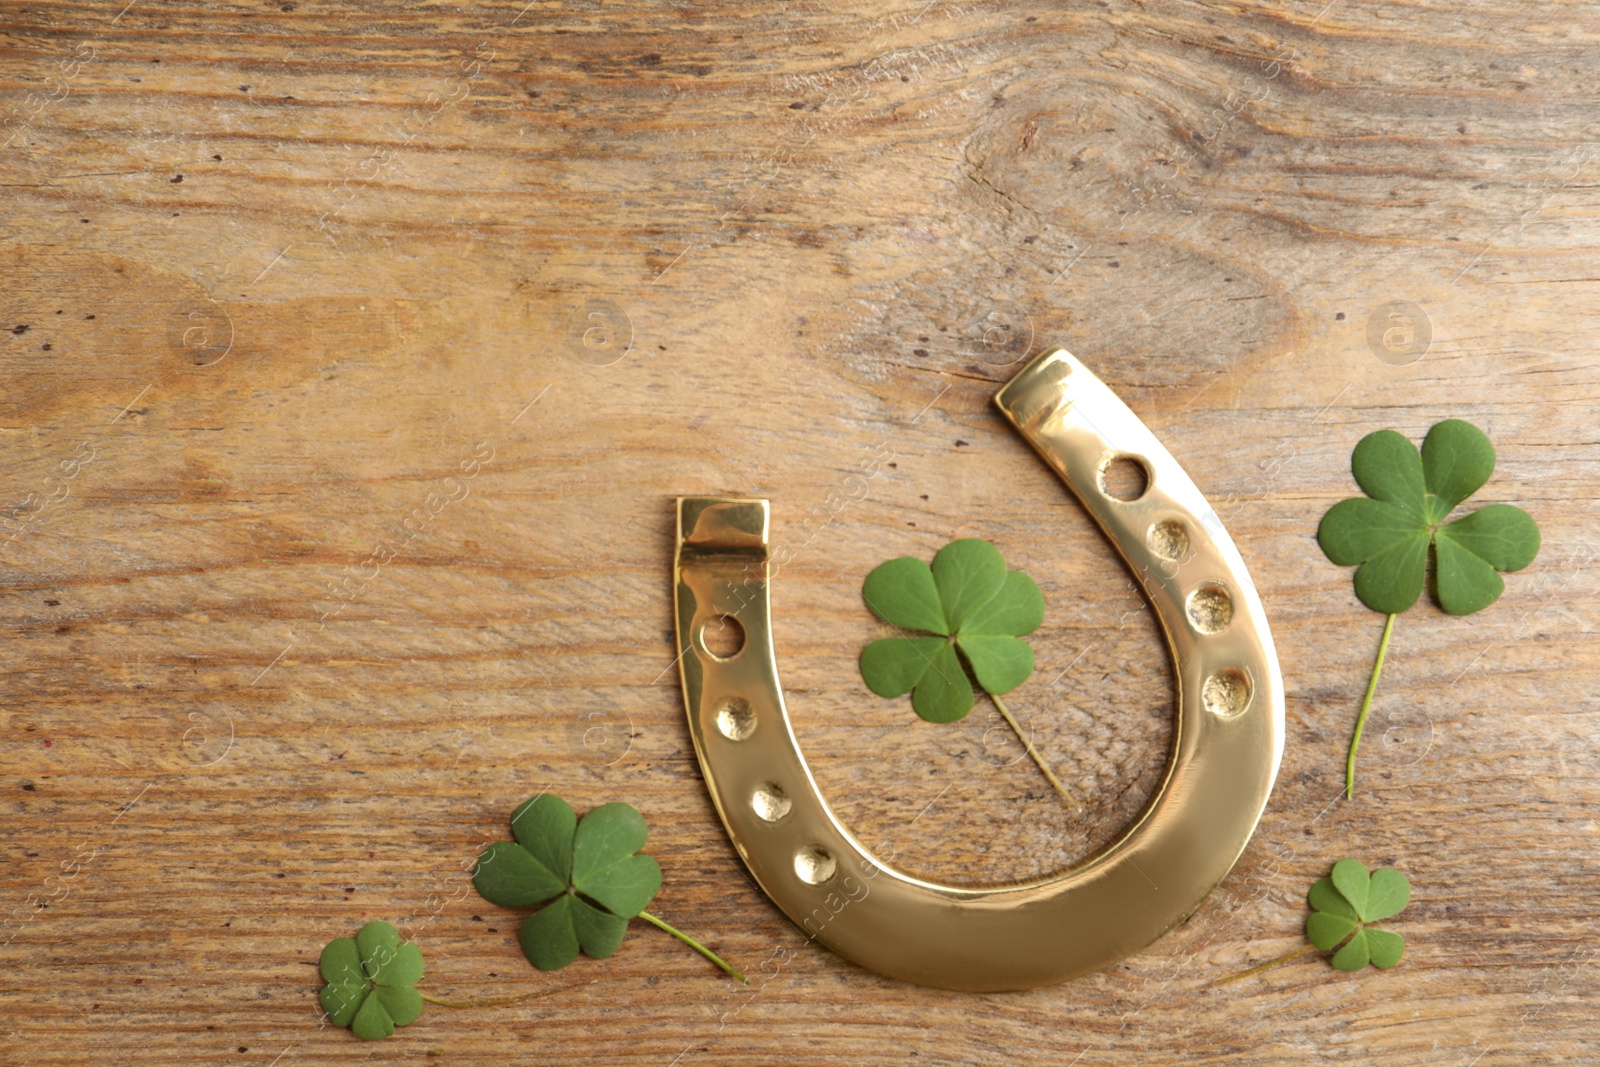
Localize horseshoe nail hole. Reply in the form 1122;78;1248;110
1098;454;1150;502
1186;582;1234;635
751;782;792;822
699;614;745;659
712;697;756;741
794;845;836;885
1147;519;1191;563
1202;668;1252;718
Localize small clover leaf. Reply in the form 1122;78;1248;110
1318;420;1539;616
1318;420;1540;797
859;540;1072;804
318;921;425;1040
859;539;1043;723
1305;859;1411;972
1220;858;1413;985
474;794;744;981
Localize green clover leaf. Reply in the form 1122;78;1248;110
318;921;425;1040
1305;859;1411;972
859;539;1044;723
1318;419;1539;615
1220;858;1414;985
1317;419;1540;797
859;540;1072;803
474;794;662;971
473;794;744;980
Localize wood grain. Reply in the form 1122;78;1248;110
2;1;1597;1064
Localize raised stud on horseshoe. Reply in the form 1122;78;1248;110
672;347;1285;991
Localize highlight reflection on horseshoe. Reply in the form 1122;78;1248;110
672;348;1284;991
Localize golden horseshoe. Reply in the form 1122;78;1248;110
672;348;1284;991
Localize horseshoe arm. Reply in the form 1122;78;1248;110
673;348;1284;991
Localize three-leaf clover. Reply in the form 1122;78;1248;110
1306;859;1411;971
1318;419;1540;796
319;921;424;1040
473;794;744;980
859;539;1070;802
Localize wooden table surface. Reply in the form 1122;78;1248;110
3;1;1596;1064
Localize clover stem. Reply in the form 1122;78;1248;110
637;910;748;983
1211;943;1321;986
417;979;593;1009
990;693;1074;807
1346;613;1398;800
